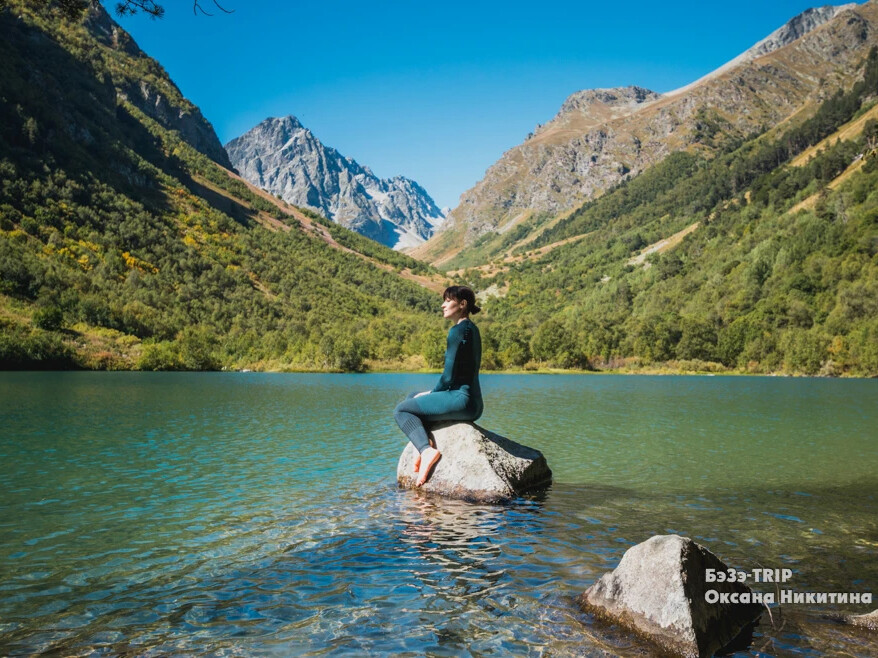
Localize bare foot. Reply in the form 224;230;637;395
414;438;436;474
416;447;441;487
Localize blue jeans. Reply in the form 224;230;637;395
393;390;484;453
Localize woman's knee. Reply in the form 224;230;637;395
394;392;417;414
394;397;421;416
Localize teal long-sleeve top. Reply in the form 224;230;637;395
432;318;482;397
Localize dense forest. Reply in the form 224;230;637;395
457;49;878;377
0;1;448;371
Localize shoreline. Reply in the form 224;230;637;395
1;366;873;378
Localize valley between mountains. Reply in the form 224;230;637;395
1;0;877;376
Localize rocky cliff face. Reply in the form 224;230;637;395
556;86;662;121
418;2;875;263
225;116;446;249
738;4;859;61
668;3;859;95
83;1;232;169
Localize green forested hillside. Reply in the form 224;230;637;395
0;1;447;371
459;50;878;377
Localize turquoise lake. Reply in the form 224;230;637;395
0;373;876;655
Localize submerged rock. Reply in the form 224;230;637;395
847;609;878;630
578;535;763;658
396;422;551;503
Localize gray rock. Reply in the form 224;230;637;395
84;3;233;169
558;85;662;117
847;609;878;631
740;4;858;61
225;116;446;249
578;535;763;658
396;422;551;503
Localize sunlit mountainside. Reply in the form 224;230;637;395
415;2;877;268
443;49;878;376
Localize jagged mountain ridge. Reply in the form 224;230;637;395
225;116;446;250
413;1;875;266
81;1;232;168
668;3;859;96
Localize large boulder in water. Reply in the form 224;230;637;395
578;534;763;657
396;422;551;503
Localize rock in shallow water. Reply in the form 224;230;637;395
396;422;551;503
846;609;878;630
578;534;763;658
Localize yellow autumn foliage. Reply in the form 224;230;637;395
121;251;158;274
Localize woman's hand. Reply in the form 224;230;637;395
414;391;431;398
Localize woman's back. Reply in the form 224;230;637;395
433;319;481;398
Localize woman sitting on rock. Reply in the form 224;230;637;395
394;285;484;487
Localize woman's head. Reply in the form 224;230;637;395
442;285;481;319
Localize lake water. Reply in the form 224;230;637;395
0;373;876;656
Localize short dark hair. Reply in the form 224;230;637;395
443;285;481;315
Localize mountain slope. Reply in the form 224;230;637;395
82;1;233;169
0;0;449;371
414;1;876;267
451;50;878;376
226;116;446;250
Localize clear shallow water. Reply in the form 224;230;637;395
0;373;876;656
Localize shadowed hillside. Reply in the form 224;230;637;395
0;1;451;371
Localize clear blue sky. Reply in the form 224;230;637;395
115;0;864;209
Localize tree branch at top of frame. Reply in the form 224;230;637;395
52;0;234;20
